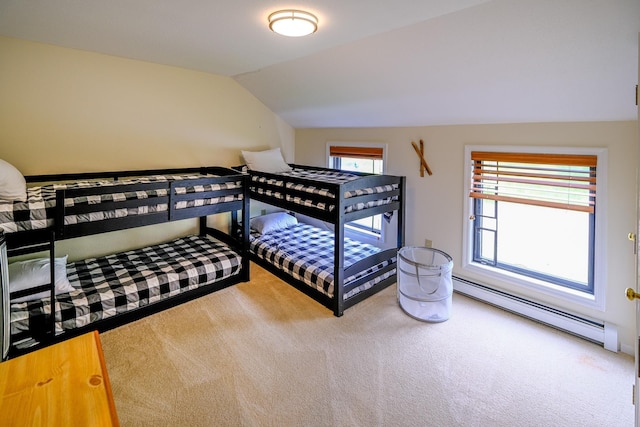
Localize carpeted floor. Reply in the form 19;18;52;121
100;263;635;427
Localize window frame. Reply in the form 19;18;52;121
326;141;388;243
461;145;607;311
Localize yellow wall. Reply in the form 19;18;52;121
295;122;638;353
0;37;293;258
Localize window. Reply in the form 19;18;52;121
328;143;385;236
463;146;606;308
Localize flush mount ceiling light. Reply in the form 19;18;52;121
268;9;318;37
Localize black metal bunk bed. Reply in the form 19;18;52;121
238;164;406;317
0;166;249;357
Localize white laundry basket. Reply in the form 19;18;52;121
397;247;454;322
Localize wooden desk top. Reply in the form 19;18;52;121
0;331;119;426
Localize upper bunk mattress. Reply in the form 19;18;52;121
0;174;242;233
249;167;398;214
10;234;242;344
250;222;396;300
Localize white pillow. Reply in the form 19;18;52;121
250;212;298;235
0;159;27;202
241;148;292;173
9;256;75;303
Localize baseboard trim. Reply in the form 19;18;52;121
452;275;618;352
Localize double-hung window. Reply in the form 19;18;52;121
463;146;606;308
328;143;385;237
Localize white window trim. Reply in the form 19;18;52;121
326;141;388;245
461;145;608;312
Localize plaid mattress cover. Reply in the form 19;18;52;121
250;167;398;214
10;234;242;343
250;223;396;300
0;174;243;233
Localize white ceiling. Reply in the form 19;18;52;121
0;0;638;128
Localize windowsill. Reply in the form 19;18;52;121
462;261;603;311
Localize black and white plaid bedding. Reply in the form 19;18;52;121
10;235;242;342
0;174;243;233
249;167;398;214
250;223;395;300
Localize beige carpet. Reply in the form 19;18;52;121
101;263;634;427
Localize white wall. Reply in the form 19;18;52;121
0;36;294;259
295;122;638;353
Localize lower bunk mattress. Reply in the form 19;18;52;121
250;222;396;300
10;234;242;347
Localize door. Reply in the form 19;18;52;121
623;33;640;425
635;153;640;424
635;167;640;424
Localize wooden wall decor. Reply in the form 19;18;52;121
411;139;432;176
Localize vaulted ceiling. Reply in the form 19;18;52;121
0;0;638;128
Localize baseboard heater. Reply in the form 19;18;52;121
452;276;618;352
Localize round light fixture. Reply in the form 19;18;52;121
268;9;318;37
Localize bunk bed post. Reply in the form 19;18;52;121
398;176;406;249
0;231;8;361
167;181;175;222
55;190;65;240
47;230;56;342
199;217;207;236
333;184;345;317
241;174;250;282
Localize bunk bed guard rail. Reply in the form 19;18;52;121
51;167;245;240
